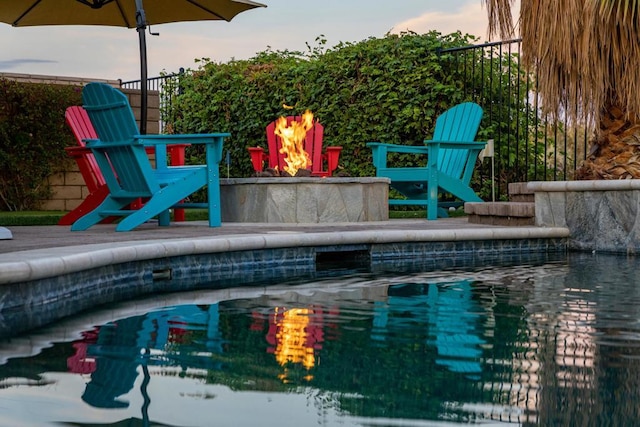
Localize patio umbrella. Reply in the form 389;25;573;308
0;0;266;133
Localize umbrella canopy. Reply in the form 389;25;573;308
0;0;266;133
0;0;266;28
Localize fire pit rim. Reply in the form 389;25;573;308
220;177;391;185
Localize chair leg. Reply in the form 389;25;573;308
325;147;342;176
71;197;129;231
247;147;267;174
115;191;197;232
207;179;222;227
58;185;114;226
168;145;187;222
173;208;185;222
158;210;171;226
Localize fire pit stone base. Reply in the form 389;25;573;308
220;177;390;223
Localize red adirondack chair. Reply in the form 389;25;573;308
58;106;188;225
248;116;342;177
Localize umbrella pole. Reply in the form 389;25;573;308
135;0;148;135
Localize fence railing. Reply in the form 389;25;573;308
121;69;184;134
439;38;591;199
124;40;590;199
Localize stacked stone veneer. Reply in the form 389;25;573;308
529;180;640;254
0;72;160;212
220;177;390;222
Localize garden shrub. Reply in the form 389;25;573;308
166;31;481;180
0;79;81;211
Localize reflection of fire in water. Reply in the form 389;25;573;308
274;111;314;176
268;307;323;382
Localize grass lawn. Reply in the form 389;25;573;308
0;211;67;226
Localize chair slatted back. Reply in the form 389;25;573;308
432;102;483;183
82;83;159;197
65;106;104;190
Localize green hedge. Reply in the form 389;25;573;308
166;31;483;179
0;79;81;211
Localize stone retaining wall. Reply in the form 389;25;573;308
529;180;640;254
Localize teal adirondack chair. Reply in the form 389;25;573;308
367;102;487;220
71;82;230;232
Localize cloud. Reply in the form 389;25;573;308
0;25;138;79
0;2;521;82
0;59;57;70
391;1;520;42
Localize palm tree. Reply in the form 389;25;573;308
483;0;640;179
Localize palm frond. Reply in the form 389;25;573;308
484;0;640;125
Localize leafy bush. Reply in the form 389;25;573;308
166;31;482;179
0;79;81;210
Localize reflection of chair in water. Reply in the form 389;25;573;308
80;303;225;410
82;316;144;408
374;280;485;374
140;304;224;355
66;328;99;374
426;281;485;374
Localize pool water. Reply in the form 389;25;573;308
1;252;640;426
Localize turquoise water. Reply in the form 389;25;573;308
1;252;640;426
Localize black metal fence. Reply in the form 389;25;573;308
439;39;591;198
123;40;590;199
121;69;184;134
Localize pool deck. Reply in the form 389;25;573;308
0;219;570;285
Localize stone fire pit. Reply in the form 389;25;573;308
220;177;390;223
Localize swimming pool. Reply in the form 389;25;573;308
1;251;638;426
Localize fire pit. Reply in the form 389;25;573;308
223;113;389;223
220;177;390;223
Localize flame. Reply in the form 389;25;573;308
274;110;314;176
269;307;320;382
273;308;316;370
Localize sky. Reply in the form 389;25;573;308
0;0;518;83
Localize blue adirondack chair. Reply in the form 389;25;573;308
71;82;230;232
367;102;487;220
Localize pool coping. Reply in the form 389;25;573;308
0;220;570;285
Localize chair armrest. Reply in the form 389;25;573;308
367;142;428;154
136;133;230;166
84;138;138;148
368;141;486;154
64;146;91;158
135;133;231;145
368;140;487;172
426;140;487;150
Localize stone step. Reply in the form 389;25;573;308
464;201;535;226
508;182;534;202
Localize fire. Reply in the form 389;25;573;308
271;307;317;382
274;110;314;176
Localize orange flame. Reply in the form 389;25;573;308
274;110;314;176
273;307;316;382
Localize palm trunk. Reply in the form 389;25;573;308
576;105;640;180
